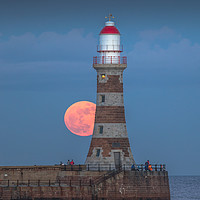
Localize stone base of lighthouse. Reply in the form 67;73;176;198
85;137;134;168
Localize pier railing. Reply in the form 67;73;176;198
0;179;93;187
60;164;86;171
58;163;166;172
85;164;166;172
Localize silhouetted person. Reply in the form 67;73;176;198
145;160;149;171
70;160;74;165
131;164;136;171
148;164;152;171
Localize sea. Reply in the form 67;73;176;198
170;176;200;200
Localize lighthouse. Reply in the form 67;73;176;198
85;15;135;169
0;15;170;200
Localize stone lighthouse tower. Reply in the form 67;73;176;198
85;16;135;169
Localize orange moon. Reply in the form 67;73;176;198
64;101;96;136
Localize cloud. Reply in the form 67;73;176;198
139;26;180;41
0;29;97;91
128;27;200;70
0;29;96;63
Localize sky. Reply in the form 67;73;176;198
0;0;200;176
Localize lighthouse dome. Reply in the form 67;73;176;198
100;21;120;35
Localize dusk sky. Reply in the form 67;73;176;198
0;0;200;176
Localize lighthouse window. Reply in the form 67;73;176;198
101;74;106;79
112;143;120;148
99;126;103;134
101;95;105;102
96;149;101;157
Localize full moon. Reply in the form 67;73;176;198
64;101;96;136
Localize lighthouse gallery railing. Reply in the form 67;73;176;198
93;56;127;64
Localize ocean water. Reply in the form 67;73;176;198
169;176;200;200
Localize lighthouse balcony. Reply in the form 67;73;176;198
93;56;127;65
97;45;123;52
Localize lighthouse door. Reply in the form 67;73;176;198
114;152;121;169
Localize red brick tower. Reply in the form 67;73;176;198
85;16;135;169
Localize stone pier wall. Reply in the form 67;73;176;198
0;165;170;200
